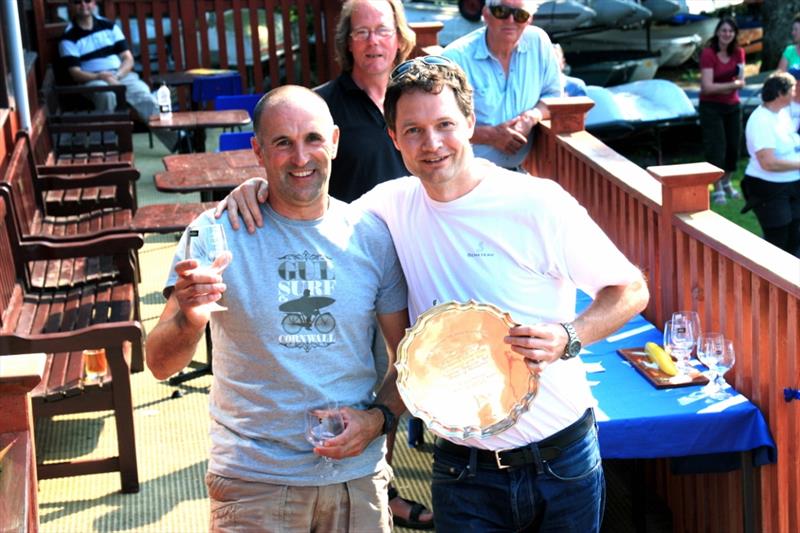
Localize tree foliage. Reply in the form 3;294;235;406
761;0;800;71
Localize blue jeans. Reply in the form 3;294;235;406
431;425;605;532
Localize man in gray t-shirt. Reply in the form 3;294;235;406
146;86;409;532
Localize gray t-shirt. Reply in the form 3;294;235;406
166;200;407;485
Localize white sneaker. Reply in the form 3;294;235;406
711;191;727;205
723;184;741;199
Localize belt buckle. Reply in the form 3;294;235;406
494;450;511;470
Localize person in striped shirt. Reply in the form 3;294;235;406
59;0;186;152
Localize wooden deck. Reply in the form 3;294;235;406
5;2;799;530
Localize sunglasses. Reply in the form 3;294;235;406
390;55;455;80
489;4;532;23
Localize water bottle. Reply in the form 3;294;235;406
157;82;172;120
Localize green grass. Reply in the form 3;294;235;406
607;126;762;238
707;158;761;236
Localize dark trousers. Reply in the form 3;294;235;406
742;176;800;257
699;101;742;172
431;414;604;532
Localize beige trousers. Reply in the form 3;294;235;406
206;467;392;532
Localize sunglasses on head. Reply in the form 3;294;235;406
390;55;455;81
489;4;532;23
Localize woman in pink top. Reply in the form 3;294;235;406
699;16;746;205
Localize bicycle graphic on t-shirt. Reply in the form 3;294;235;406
278;289;336;334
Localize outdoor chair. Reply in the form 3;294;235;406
0;195;143;493
43;63;155;147
30;107;135;170
27;107;137;215
218;131;255;151
213;93;261;119
2;134;216;243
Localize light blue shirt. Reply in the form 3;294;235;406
443;25;562;168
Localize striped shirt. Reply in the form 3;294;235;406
59;16;129;73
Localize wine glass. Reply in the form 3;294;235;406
696;332;725;397
304;401;344;477
680;310;701;356
185;224;232;312
670;312;696;374
663;319;674;356
712;339;736;401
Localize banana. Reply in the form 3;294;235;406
645;341;678;376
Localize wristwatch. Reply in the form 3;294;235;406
367;403;397;435
560;322;582;360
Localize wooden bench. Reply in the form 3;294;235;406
0;196;142;493
0;353;46;533
3;134;216;242
28;106;137;216
30;106;135;170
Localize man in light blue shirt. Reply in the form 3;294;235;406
443;0;562;169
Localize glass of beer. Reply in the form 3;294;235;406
83;348;108;385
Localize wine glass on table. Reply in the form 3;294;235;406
304;401;345;477
712;339;736;401
670;312;696;375
185;224;232;312
680;310;701;357
696;332;725;397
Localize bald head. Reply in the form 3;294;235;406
252;85;334;137
249;85;340;220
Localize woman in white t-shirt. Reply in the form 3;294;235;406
742;72;800;257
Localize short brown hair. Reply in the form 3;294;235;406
334;0;416;72
383;57;473;132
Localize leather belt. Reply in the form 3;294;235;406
434;409;595;470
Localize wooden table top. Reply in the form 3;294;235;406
162;149;258;172
154;167;266;193
148;110;251;130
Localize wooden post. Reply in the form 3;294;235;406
0;353;46;533
409;22;444;57
526;97;594;177
541;96;594;134
648;163;722;325
321;0;342;81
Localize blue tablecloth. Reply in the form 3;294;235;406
192;72;242;105
576;291;776;467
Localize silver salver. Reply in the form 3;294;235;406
395;300;538;440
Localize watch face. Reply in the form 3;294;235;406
568;340;582;357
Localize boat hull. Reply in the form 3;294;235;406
566;50;659;86
562;23;709;67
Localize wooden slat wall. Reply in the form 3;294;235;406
529;97;800;533
32;0;344;93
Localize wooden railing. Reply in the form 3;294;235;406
528;97;800;533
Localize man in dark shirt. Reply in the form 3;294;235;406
313;0;415;202
317;75;407;202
